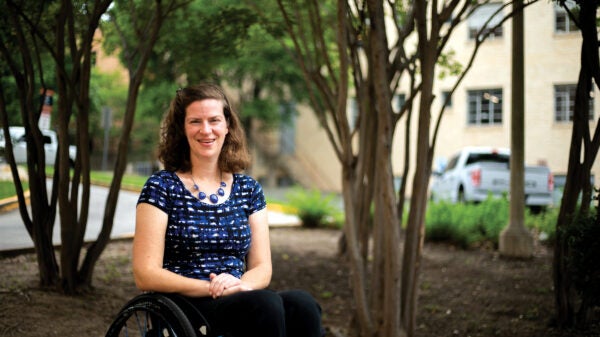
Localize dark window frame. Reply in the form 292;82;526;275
467;89;503;126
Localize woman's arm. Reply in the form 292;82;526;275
209;207;272;297
240;207;272;288
132;203;212;297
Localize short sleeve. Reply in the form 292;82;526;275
137;171;171;213
247;177;267;215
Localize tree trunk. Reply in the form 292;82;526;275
365;1;403;336
341;165;374;336
553;1;600;327
271;1;533;336
0;3;61;289
401;2;435;335
80;0;172;286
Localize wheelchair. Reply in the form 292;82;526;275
105;292;219;337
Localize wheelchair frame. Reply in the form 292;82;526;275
105;292;217;337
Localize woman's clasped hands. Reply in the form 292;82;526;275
208;273;253;298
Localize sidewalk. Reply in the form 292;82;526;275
0;208;300;257
0;164;301;254
0;193;300;256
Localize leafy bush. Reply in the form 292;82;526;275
285;187;341;228
425;196;557;249
454;205;485;248
426;196;508;248
424;200;456;242
563;208;600;308
525;206;559;245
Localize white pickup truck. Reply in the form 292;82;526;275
1;126;76;166
429;147;554;211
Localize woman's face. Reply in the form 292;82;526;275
184;99;229;163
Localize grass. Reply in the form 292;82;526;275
0;167;145;201
0;180;28;200
43;167;147;191
88;171;147;192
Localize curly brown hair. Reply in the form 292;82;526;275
158;83;250;173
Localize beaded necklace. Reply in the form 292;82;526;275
190;173;226;204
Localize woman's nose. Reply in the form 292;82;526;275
199;121;211;133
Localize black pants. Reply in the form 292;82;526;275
187;289;324;337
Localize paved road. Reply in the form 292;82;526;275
0;185;300;252
0;184;139;251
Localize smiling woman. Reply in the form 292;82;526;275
121;83;325;337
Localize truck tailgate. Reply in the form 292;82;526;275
476;163;510;192
524;166;552;194
476;165;551;195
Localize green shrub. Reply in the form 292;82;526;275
425;196;507;248
424;200;455;242
285;187;341;228
425;195;558;249
563;208;600;307
525;206;559;245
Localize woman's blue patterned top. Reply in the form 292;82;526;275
137;170;266;281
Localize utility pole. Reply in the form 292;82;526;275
101;106;112;171
500;0;534;257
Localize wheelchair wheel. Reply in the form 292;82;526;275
105;293;199;337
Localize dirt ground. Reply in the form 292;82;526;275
1;227;599;337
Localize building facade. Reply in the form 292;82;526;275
253;1;597;204
424;0;594;199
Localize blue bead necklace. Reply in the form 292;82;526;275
191;173;226;204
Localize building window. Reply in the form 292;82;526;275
279;102;296;154
394;93;406;113
467;89;503;125
555;0;578;33
468;3;504;40
441;90;453;108
348;97;359;131
554;84;594;122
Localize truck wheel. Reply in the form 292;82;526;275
529;205;544;214
457;187;465;203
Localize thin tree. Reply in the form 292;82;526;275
0;0;184;294
80;0;190;285
0;0;112;292
553;0;600;329
259;1;535;336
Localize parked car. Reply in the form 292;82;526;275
1;126;76;166
0;132;5;162
0;126;24;163
430;146;554;212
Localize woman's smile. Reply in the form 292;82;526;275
185;99;229;159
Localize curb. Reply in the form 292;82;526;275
0;235;136;259
0;191;29;214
